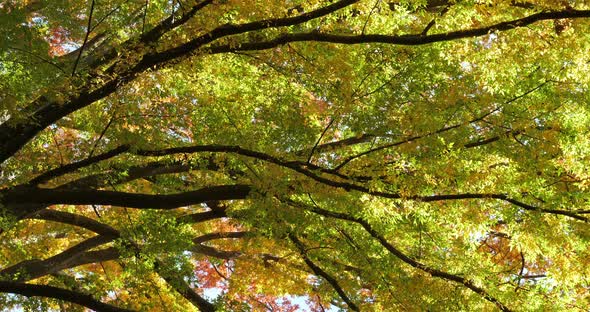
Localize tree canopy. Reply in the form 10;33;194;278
1;0;590;311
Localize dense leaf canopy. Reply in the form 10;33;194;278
1;0;590;311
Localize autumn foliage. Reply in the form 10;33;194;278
1;0;590;311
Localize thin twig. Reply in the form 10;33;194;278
142;0;149;35
50;127;65;165
308;117;335;164
421;5;450;36
362;0;381;34
7;46;66;74
72;0;96;76
88;114;115;157
176;0;185;13
90;1;127;32
92;204;102;218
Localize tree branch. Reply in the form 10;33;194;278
0;281;134;312
71;0;96;76
3;185;251;213
192;231;250;244
308;118;335;164
0;0;359;165
58;160;192;189
135;144;590;222
28;209;121;236
4;211;246;283
331;123;462;171
289;233;359;311
192;244;242;260
28;145;131;186
297;134;376;156
0;235;114;281
208;9;590;53
157;272;216;312
288;199;512;312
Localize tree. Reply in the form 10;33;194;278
1;0;590;310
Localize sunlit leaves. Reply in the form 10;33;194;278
3;0;590;311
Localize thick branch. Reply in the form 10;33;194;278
0;281;134;312
0;235;114;281
0;240;244;285
2;241;244;284
3;185;251;213
193;231;250;244
139;0;215;44
177;209;228;224
209;9;590;53
156;0;360;62
192;244;242;259
28;208;228;237
388;0;537;12
28;209;121;236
